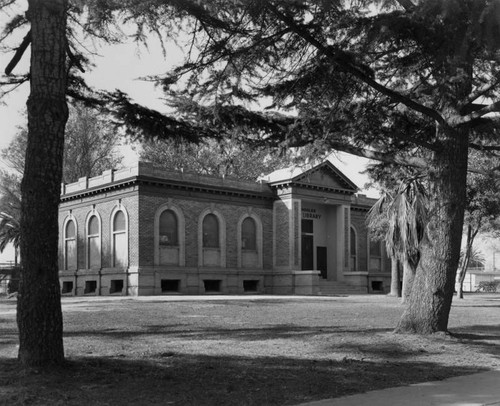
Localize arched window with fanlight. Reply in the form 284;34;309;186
241;217;256;251
198;210;226;267
111;208;128;268
86;212;101;269
64;218;77;270
238;214;263;269
203;213;219;248
160;210;178;247
154;205;185;266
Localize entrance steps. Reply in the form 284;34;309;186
318;279;368;295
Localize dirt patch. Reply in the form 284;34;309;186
0;294;499;405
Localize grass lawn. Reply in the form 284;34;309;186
0;293;499;405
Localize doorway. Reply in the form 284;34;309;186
317;246;327;279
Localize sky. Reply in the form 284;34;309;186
0;10;377;263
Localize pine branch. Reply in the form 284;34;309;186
268;4;448;128
4;30;31;75
462;78;500;108
469;142;500;152
394;0;416;12
455;100;500;125
66;43;85;73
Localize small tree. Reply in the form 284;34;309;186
63;105;123;183
3;106;123;185
368;176;428;303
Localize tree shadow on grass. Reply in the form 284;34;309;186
0;353;486;406
450;325;500;360
63;325;393;341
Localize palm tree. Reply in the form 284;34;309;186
0;211;20;266
0;173;21;266
368;177;428;302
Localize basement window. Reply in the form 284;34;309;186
161;279;180;293
371;281;384;292
243;280;259;293
62;281;73;294
110;279;124;294
203;279;221;293
84;280;97;294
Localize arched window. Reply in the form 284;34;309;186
64;219;77;270
241;217;256;250
369;238;382;271
155;205;185;266
350;226;357;272
112;210;127;267
203;214;219;248
198;210;226;267
238;214;263;269
87;214;101;269
159;210;178;246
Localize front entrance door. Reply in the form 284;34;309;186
317;246;327;279
301;219;314;270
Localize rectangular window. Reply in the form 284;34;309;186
161;279;180;293
203;279;221;293
62;281;73;294
302;219;313;234
110;279;124;294
243;280;259;292
84;280;97;294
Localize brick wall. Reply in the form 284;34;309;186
59;188;139;271
138;190;274;270
273;199;291;267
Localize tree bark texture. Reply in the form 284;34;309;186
395;129;468;334
401;259;414;304
17;0;68;366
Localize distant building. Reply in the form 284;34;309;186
58;160;390;296
456;234;500;292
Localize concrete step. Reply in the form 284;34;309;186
318;280;368;295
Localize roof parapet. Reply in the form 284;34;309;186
61;161;273;196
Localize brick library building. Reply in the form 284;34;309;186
58;160;391;296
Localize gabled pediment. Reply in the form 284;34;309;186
293;161;358;192
262;160;359;194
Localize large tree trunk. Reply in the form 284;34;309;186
17;0;68;366
388;256;401;297
395;130;468;334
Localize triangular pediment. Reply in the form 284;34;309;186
293;161;358;192
261;160;359;193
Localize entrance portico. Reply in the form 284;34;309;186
263;161;359;282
